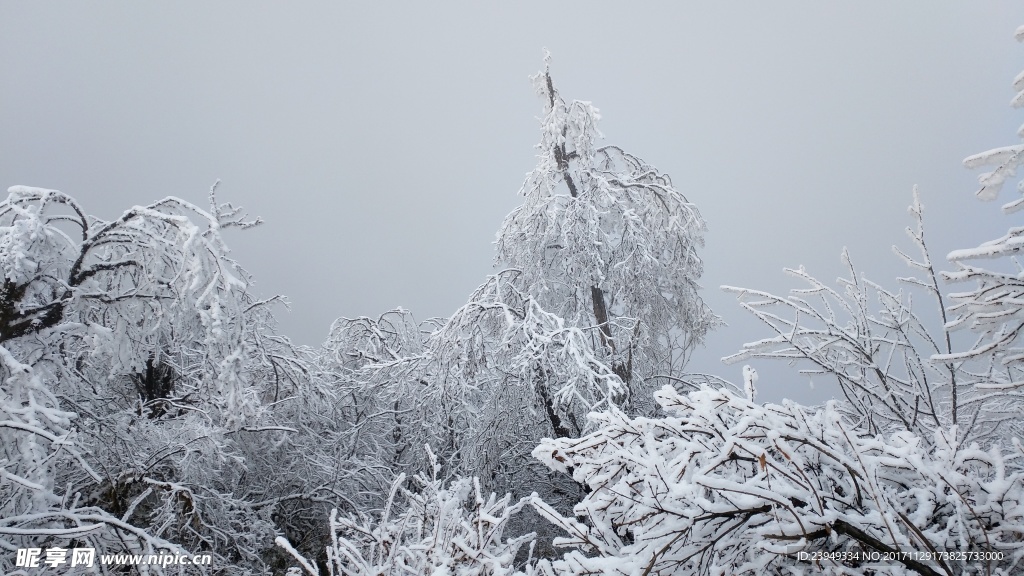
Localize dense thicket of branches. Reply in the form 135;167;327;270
531;386;1024;575
4;26;1024;576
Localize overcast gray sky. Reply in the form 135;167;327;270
1;3;1021;404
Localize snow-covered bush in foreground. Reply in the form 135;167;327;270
278;448;537;576
532;385;1024;575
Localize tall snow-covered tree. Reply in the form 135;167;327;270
495;57;719;415
321;59;721;496
304;60;726;560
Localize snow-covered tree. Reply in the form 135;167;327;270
0;183;265;423
495;57;719;415
429;270;624;451
321;307;435;473
0;184;302;573
318;274;612;518
318;59;721;517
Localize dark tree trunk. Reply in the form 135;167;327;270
132;356;175;418
0;279;65;343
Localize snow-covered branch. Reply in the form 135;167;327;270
533;385;1024;575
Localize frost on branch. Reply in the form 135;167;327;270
0;343;202;575
0;184;264;424
495;59;719;414
428;271;625;511
319;307;439;483
945;30;1024;383
726;193;1015;445
321;272;620;510
962;26;1024;206
430;270;624;428
532;385;1024;576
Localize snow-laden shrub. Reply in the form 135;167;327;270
532;385;1024;575
278;449;538;576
